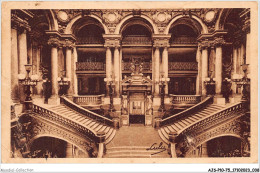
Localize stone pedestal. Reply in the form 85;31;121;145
121;114;129;126
145;115;152;126
213;96;226;105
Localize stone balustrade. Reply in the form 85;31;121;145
76;62;105;71
171;95;201;104
61;96;114;127
73;95;104;105
160;97;213;127
32;103;99;142
168;62;198;71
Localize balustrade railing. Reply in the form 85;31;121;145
32;104;99;142
76;62;105;71
76;37;104;44
122;61;152;71
73;95;103;105
171;36;197;44
177;102;247;139
171;95;201;105
60;96;114;127
169;62;198;71
160;97;213;127
122;35;152;45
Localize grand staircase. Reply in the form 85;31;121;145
158;98;226;144
49;104;116;144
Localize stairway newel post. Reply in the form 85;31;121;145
169;131;178;158
97;131;106;158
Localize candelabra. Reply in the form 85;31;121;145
104;77;115;112
232;64;250;103
18;64;39;111
158;77;170;112
204;73;216;95
57;71;70;96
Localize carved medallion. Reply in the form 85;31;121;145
57;10;69;22
204;10;216;23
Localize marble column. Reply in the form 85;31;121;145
65;143;74;158
201;143;208;157
196;48;202;95
154;47;160;96
162;47;169;95
105;47;112;96
66;47;73;95
36;45;42;95
11;27;19;102
246;32;250;74
240;44;245;73
231;47;238;94
114;46;120;96
201;47;208;96
215;46;223;95
18;29;28;74
51;46;59;96
73;47;78;95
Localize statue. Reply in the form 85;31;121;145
130;57;143;75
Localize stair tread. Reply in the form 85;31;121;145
170;124;179;132
105;129;116;144
167;125;176;132
94;124;104;131
163;126;171;134
174;122;183;130
158;129;169;144
98;125;107;132
160;128;169;139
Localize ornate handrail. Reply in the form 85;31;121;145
160;97;213;127
73;95;104;105
32;104;99;142
168;62;198;71
122;61;152;71
171;95;201;105
122;35;152;45
60;96;114;127
76;62;105;71
171;36;197;44
177;102;247;137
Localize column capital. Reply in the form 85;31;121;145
11;13;31;32
213;36;226;47
46;30;62;47
61;34;76;49
152;34;171;48
103;34;122;48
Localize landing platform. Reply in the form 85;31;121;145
107;125;164;148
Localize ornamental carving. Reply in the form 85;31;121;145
28;119;96;155
175;102;248;157
168;62;198;71
47;35;61;47
102;11;122;25
200;9;220;33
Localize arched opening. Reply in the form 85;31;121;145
121;19;153;78
30;137;89;158
73;17;106;95
206;136;243;157
168;22;199;96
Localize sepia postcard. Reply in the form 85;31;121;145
1;1;258;165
